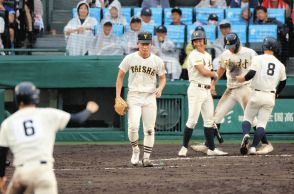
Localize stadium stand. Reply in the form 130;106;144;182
195;8;225;24
133;7;163;26
164;8;193;25
165;25;186;48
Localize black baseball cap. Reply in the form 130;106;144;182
130;16;141;23
208;13;218;21
138;32;152;43
171;7;182;16
156;25;167;33
195;26;205;32
141;7;152;16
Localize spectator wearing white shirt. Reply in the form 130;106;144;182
64;1;97;56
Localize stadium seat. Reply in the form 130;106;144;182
231;24;247;43
102;7;132;24
267;8;285;24
164;8;193;25
95;24;124;37
166;25;186;48
187;25;216;42
125;24;155;35
225;8;243;24
248;24;277;42
133;8;163;26
195;8;224;24
72;8;101;22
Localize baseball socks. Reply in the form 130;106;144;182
143;130;154;167
182;126;193;148
253;126;269;144
251;127;265;148
204;127;215;151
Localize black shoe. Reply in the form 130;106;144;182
240;134;250;155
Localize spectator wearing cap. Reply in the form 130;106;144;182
195;0;227;8
102;0;127;26
89;20;123;55
229;0;259;8
207;13;218;26
153;25;181;80
213;19;231;70
141;0;170;8
122;16;142;54
170;7;185;25
170;7;187;65
64;1;97;56
140;7;155;26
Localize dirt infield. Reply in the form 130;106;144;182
6;143;294;194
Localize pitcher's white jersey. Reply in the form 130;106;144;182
119;51;166;93
219;46;257;88
250;54;286;91
0;107;70;166
188;49;212;85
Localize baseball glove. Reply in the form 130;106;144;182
114;97;128;116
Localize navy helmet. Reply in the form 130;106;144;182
15;82;40;106
225;33;240;53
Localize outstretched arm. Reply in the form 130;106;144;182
68;101;99;125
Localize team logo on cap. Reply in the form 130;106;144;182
144;34;148;39
226;40;230;45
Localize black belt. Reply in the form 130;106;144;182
255;89;275;93
197;84;210;89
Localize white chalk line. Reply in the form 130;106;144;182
53;154;292;171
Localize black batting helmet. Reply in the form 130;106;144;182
225;33;240;53
262;37;278;52
15;82;40;106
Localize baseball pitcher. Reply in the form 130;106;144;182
115;32;166;167
0;82;99;194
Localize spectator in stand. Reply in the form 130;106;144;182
24;0;34;46
207;13;219;26
122;16;142;54
195;0;227;8
64;1;97;56
101;0;127;26
89;20;123;55
170;7;185;25
213;19;232;70
170;7;187;77
230;0;259;8
89;0;105;8
140;7;155;26
0;0;15;50
255;5;289;63
34;0;44;33
141;0;170;8
0;16;4;55
262;0;291;18
240;7;254;24
152;25;182;80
